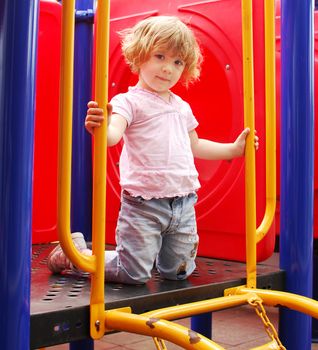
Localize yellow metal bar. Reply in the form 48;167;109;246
242;0;277;285
241;0;257;288
235;287;318;319
143;294;251;320
104;310;225;350
256;0;276;243
90;0;110;339
58;0;95;273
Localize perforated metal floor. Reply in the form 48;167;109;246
30;244;284;349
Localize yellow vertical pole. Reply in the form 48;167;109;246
241;0;257;288
90;0;110;339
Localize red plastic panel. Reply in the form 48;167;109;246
32;0;61;243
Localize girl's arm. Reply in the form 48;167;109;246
85;101;127;146
189;128;258;160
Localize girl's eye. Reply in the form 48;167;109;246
175;60;184;66
155;54;165;60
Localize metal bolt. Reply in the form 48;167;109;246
225;64;230;70
95;320;100;331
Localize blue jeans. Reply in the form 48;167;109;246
105;191;199;284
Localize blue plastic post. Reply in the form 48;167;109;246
71;0;94;240
191;313;212;339
70;1;95;349
0;1;39;350
280;1;314;349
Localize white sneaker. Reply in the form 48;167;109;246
47;232;88;273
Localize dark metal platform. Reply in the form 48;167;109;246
31;244;284;349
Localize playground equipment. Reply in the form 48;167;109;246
54;0;318;349
0;0;317;349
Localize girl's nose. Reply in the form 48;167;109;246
162;63;172;73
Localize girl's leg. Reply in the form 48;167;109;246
104;192;166;284
156;193;199;280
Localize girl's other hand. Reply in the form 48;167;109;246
234;128;259;157
85;101;113;135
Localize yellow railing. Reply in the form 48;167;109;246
256;0;276;244
235;287;318;317
90;0;110;338
242;0;276;289
241;0;257;289
58;0;110;339
56;0;318;349
58;0;95;273
105;310;225;350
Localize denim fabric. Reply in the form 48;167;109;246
105;192;199;284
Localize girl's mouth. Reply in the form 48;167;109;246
157;76;170;82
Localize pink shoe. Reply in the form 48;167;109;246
47;232;88;273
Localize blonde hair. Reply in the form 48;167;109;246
120;16;203;86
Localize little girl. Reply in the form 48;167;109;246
48;15;259;284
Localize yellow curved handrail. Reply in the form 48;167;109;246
104;287;318;349
236;287;318;320
58;0;110;339
58;0;95;273
105;310;225;350
255;0;276;243
143;294;252;320
242;0;276;288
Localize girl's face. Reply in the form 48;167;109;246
137;48;185;99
